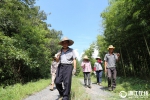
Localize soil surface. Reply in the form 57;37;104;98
23;78;122;100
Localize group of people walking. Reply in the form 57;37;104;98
50;37;120;100
81;55;103;88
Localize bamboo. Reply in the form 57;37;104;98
119;46;126;77
143;33;150;56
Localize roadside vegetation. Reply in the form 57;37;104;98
0;75;149;100
0;79;50;100
0;77;90;100
91;74;150;99
71;77;91;100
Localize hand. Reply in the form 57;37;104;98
117;53;120;57
105;68;107;74
72;68;76;75
57;52;61;57
51;73;55;75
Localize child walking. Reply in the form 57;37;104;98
50;54;59;91
81;55;92;88
94;57;103;86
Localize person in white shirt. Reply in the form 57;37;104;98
94;57;103;86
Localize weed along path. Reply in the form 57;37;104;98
24;78;121;100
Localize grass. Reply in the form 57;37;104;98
0;79;50;100
1;75;149;100
91;74;150;99
71;77;91;100
0;77;90;100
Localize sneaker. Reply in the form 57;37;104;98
108;87;111;91
50;85;53;91
112;87;116;91
99;83;102;86
88;85;91;88
84;85;87;88
58;95;63;100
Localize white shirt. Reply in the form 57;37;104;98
94;62;103;71
58;48;76;64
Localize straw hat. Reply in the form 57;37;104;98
59;37;74;46
96;56;101;60
83;55;89;60
107;45;115;50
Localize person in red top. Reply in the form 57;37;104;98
94;57;103;86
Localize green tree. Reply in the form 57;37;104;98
101;0;150;79
0;0;62;85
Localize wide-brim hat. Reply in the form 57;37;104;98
107;45;115;50
96;57;101;60
83;55;89;60
59;37;74;46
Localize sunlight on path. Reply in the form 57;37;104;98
79;79;121;100
23;86;59;100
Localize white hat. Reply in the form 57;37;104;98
59;37;74;46
107;45;115;50
96;56;101;60
83;55;89;60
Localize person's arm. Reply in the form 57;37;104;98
72;50;77;72
50;62;53;74
116;53;120;61
104;61;107;73
73;59;76;70
104;54;107;73
90;62;92;72
93;63;96;71
72;59;76;75
81;62;85;68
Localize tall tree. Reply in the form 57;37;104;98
100;0;150;79
0;0;62;85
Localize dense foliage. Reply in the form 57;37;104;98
0;0;62;85
101;0;150;79
84;0;150;79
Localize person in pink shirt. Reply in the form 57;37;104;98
81;55;92;88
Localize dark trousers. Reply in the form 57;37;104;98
83;72;91;86
55;64;73;100
107;67;117;88
96;70;103;83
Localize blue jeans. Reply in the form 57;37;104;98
96;70;103;83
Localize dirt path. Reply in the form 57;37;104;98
24;78;120;100
79;79;120;100
23;86;60;100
